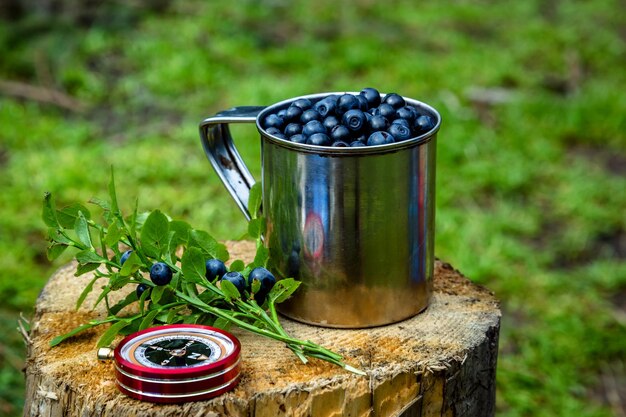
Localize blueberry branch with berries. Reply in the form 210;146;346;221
42;169;365;375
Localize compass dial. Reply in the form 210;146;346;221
118;326;237;371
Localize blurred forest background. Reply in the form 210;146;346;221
1;0;625;416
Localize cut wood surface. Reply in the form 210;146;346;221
24;241;501;417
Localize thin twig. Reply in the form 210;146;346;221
17;313;32;346
0;79;87;112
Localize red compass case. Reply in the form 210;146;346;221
110;324;241;403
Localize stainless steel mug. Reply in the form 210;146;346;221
199;92;441;328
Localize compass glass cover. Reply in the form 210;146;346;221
119;327;236;369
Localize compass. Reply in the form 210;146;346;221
99;324;241;403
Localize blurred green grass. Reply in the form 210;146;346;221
1;0;625;415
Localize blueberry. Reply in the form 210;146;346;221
265;127;282;135
325;94;340;105
120;250;132;265
354;133;368;143
372;103;396;119
342;109;367;132
391;118;410;128
150;262;173;286
284;123;302;137
292;98;313;110
136;283;150;299
285;105;303;123
274;133;287;140
263;114;284;130
323;115;340;131
332;140;350;147
248;267;277;305
302;120;326;137
336;94;360;114
367;131;396;146
290;133;307;144
205;258;227;280
248;267;277;295
355;94;369;111
330;125;351;142
313;97;337;118
277;109;288;119
360;87;381;108
396;105;418;122
383;93;405;109
414;115;435;133
300;109;322;124
388;123;412;141
307;132;332;146
221;271;247;296
369;115;390;131
350;140;367;147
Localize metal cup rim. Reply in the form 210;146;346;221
255;91;441;155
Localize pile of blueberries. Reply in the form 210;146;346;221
262;87;436;147
121;250;276;304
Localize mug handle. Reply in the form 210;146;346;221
199;106;266;221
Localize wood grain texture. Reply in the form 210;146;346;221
24;241;500;417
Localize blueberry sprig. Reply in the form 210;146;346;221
42;169;364;375
262;87;436;147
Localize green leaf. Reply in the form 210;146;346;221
47;244;68;261
109;274;131;291
139;285;151;313
97;320;131;348
119;252;142;276
170;220;192;245
215;243;230;262
220;279;240;302
181;247;208;284
139;309;161;331
47;228;72;245
189;230;218;257
76;275;101;310
247;218;266;239
212;317;232;331
269;278;302;303
49;322;100;347
119;317;142;336
109;291;139;315
128;200;140;241
75;249;104;264
250;278;261;294
42;192;59;227
57;203;91;229
141;210;170;258
104;220;123;247
75;263;100;276
93;285;111;309
74;211;93;249
151;285;166;305
108;167;120;216
253;244;270;268
88;196;110;211
248;182;263;219
229;259;245;272
163;231;177;265
183;313;201;324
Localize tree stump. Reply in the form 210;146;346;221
24;241;501;417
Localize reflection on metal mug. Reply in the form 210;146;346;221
200;92;441;328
